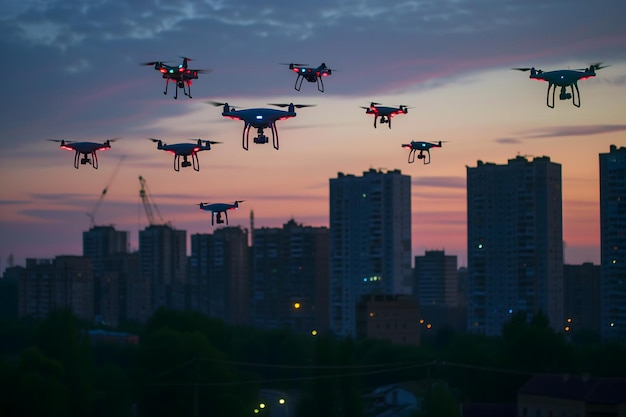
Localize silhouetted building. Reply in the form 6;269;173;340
563;263;601;338
330;169;412;337
413;250;458;307
467;156;563;335
83;225;131;326
0;265;23;318
413;250;466;334
138;225;186;321
599;144;626;343
189;227;250;325
518;374;626;413
19;256;94;321
252;219;329;334
356;294;420;346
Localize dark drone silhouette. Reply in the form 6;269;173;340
148;138;221;171
361;102;411;129
142;56;211;99
197;200;244;225
402;141;444;165
49;139;118;169
513;63;608;108
281;62;334;92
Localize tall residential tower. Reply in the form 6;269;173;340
329;169;412;337
600;145;626;343
466;156;563;335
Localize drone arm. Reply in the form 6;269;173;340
164;78;169;95
373;116;377;129
423;150;431;165
388;116;392;129
73;151;80;169
92;152;99;169
225;210;229;225
174;154;180;172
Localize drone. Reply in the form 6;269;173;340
49;139;117;169
142;56;210;99
197;200;244;225
209;102;314;150
361;102;410;129
513;63;608;108
402;141;443;165
148;138;220;172
281;62;333;92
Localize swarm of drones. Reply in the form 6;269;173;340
50;57;608;225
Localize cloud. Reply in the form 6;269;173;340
521;124;626;139
411;176;465;189
494;137;522;144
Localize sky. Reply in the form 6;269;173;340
1;0;625;273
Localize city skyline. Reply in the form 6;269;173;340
1;1;626;271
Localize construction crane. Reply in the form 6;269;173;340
138;175;165;226
86;156;125;227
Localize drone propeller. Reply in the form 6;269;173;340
206;100;229;107
192;69;213;74
47;139;71;143
395;104;414;109
512;67;533;72
589;62;609;70
141;61;169;66
188;138;222;145
280;63;309;67
268;103;316;108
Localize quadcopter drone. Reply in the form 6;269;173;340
197;200;244;225
49;139;117;169
361;102;410;129
149;138;220;171
209;102;314;150
142;56;210;99
281;62;333;92
513;63;608;108
402;141;443;165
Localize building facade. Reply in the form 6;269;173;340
19;256;94;321
599;144;626;343
137;225;187;321
189;226;250;325
329;169;412;337
466;156;563;335
251;219;329;334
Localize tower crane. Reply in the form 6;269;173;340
139;175;165;226
86;156;125;227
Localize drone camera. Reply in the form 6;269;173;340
254;135;269;144
182;161;192;168
81;157;91;165
560;92;572;100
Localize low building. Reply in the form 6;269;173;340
518;374;626;417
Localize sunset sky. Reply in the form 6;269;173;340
1;0;625;273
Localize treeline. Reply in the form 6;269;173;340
1;309;625;417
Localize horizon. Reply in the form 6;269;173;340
1;1;625;272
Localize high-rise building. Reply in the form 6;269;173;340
466;156;563;336
252;219;329;334
329;169;412;337
19;256;94;321
189;226;250;325
564;263;600;337
83;225;132;326
413;250;465;333
137;225;186;321
413;250;458;307
599;144;626;343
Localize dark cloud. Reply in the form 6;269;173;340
411;176;465;189
522;125;626;139
495;137;522;144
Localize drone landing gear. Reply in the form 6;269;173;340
74;152;98;169
213;211;228;226
242;123;279;150
174;153;200;171
408;150;430;165
546;82;581;108
294;75;325;92
376;116;391;129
